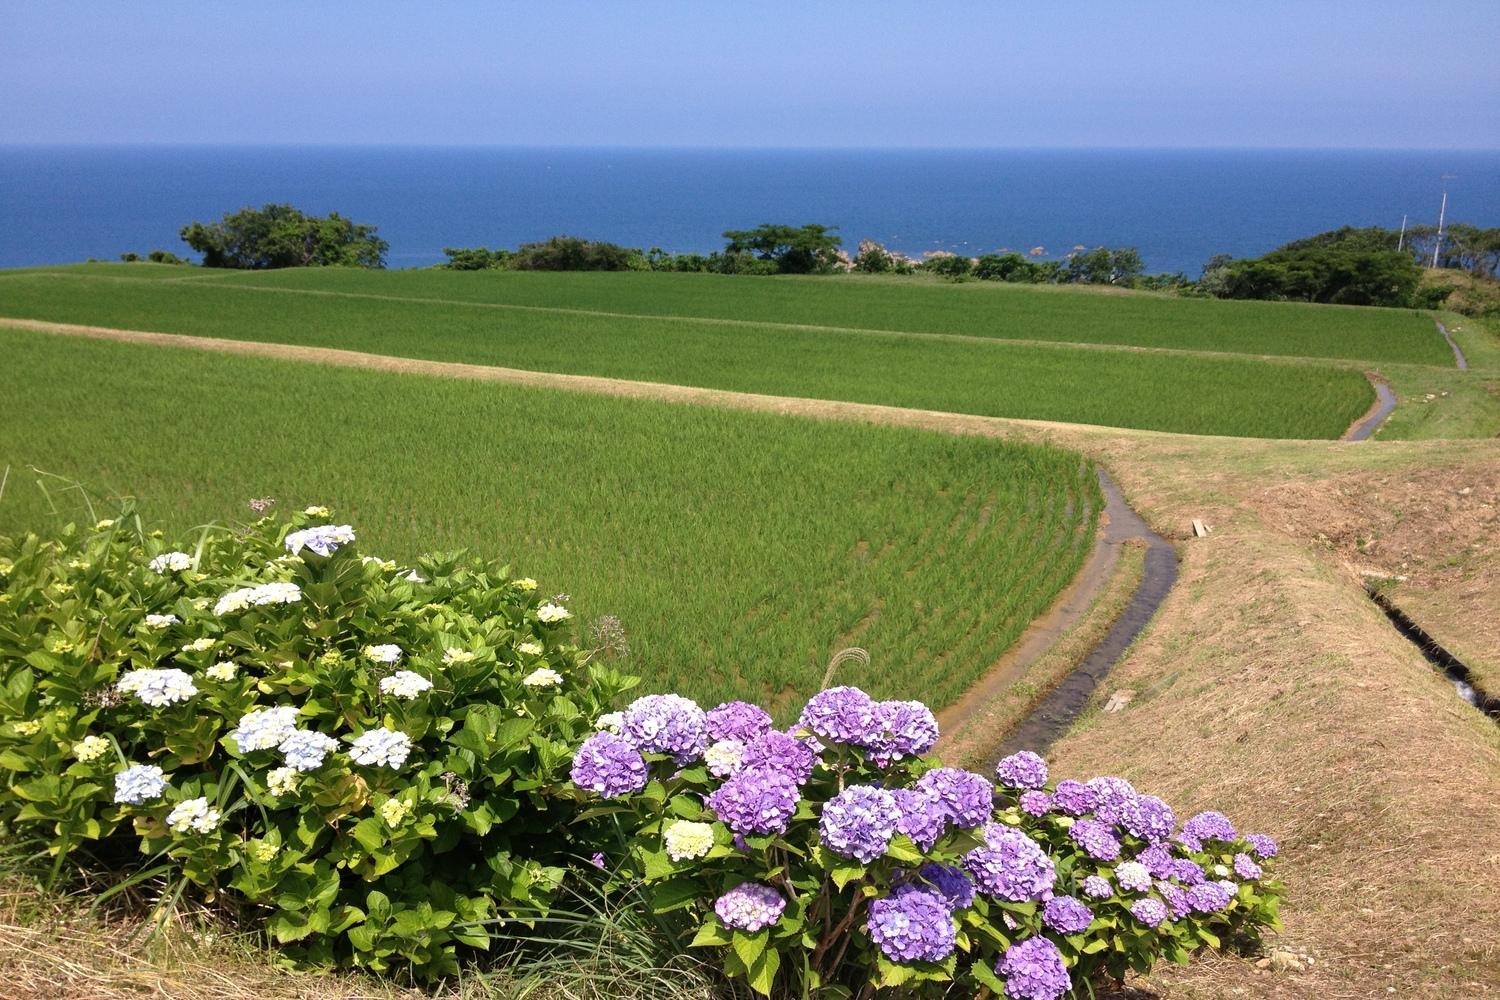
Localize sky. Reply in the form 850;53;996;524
3;1;1498;148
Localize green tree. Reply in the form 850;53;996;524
180;204;387;269
923;254;973;279
721;223;841;274
511;235;643;271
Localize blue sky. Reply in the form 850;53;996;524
4;1;1497;148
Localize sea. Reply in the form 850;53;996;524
0;146;1496;275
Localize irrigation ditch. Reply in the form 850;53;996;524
1367;588;1500;721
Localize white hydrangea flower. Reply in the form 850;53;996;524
116;668;198;707
380;798;411;827
303;505;331;517
230;705;299;752
379;670;433;700
279;729;339;771
442;648;475;665
266;766;299;796
73;735;110;762
348;728;413;769
214;581;301;616
149;551;193;574
180;637;216;653
595;712;624;733
143;613;179;629
704;738;746;778
12;720;41;736
250;840;279;862
114;763;168;804
361;556;397;571
404;570;426;583
514;578;538;592
663;820;715;861
166;796;222;834
516;641;543;657
363;643;403;664
536;603;571;623
284;524;356;557
522;667;563;688
205;661;239;681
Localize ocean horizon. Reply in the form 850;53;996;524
1;145;1496;275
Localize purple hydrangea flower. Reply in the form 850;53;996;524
1181;810;1237;847
865;699;939;764
1245;833;1279;859
1052;779;1098;816
1069;818;1122;861
1131;897;1170;927
798;686;878;745
1019;790;1053;817
622;694;707;761
1136;843;1177;879
867;888;957;964
1233;852;1263;880
996;937;1072;1000
1119;794;1176;844
914;862;975;911
1172;859;1206;885
1086;776;1138;825
1157;881;1193;919
707;767;800;836
570;732;649;799
1115;861;1152;893
893;788;947;851
589;852;606;869
820;785;901;863
1187;880;1234;913
1080;875;1113;900
704;701;773;743
964;827;1056;902
994;750;1048;790
740;730;818;784
714;882;785;931
1042;895;1094;934
915;767;994;829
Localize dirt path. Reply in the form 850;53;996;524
1341;374;1397;441
1436;319;1469;369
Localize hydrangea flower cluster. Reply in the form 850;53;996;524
1019;790;1053;817
1131;897;1169;927
705;700;773;743
1086;775;1137;825
143;613;180;628
348;727;413;769
364;644;403;664
714;882;785;932
166;796;222;834
1051;779;1098;816
214;581;301;616
114;763;168;805
1042;895;1094;934
995;750;1049;790
865;699;939;765
1080;874;1113;900
893;788;947;851
996;936;1072;1000
867;887;956;963
1120;794;1177;844
1069;817;1121;861
703;738;745;778
913;862;975;911
570;731;649;798
1246;833;1279;859
915;767;994;829
1179;810;1237;850
707;766;800;836
820;784;900;863
522;667;563;688
279;729;338;771
72;735;110;762
380;670;433;699
536;602;572;623
664;820;716;861
740;730;817;784
116;668;198;707
148;551;193;574
622;694;708;761
798;686;878;745
284;524;356;556
965;825;1057;902
231;706;300;752
1114;861;1152;893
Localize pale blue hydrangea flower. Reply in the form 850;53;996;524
279;730;339;771
230;706;299;752
114;763;168;804
348;727;413;769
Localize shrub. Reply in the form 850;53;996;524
512;236;644;271
0;504;637;977
570;688;1283;997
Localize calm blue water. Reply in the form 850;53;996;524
0;146;1496;275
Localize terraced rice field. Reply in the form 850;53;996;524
0;265;1405;438
0;327;1100;715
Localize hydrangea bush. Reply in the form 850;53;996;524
570;690;1283;997
0;506;637;977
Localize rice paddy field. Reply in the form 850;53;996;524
0;326;1100;716
0;264;1427;439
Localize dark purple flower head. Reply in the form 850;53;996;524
622;694;707;761
1187;880;1234;914
995;750;1048;790
707;767;800;836
1069;818;1121;862
1019;790;1053;817
914;862;975;911
1172;859;1206;885
865;699;939;764
704;700;773;743
1136;844;1177;879
1119;793;1176;844
1157;880;1192;919
1042;895;1094;934
964;827;1056;903
867;889;957;964
996;937;1072;1000
1181;810;1237;846
1131;897;1170;927
1245;833;1279;859
915;767;994;829
1086;776;1138;825
570;732;649;799
1234;852;1264;880
1080;875;1113;900
1052;779;1098;816
798;686;878;745
714;882;785;931
740;730;817;784
820;784;901;863
893;788;947;851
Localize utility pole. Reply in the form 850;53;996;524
1431;175;1455;269
1397;213;1408;253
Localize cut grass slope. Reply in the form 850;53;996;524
0;327;1099;715
0;269;1376;438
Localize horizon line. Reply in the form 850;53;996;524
2;141;1498;154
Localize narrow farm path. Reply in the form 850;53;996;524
1341;375;1397;441
1436;319;1469;370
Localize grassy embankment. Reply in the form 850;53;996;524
0;264;1424;439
